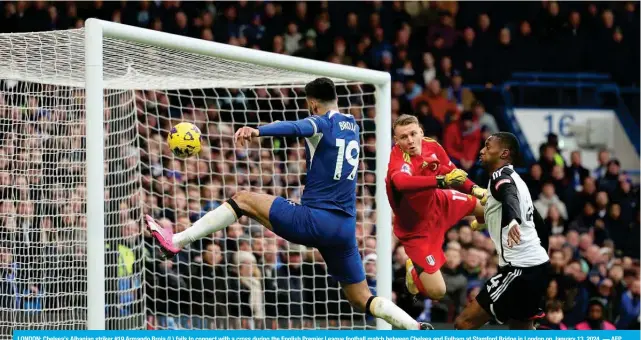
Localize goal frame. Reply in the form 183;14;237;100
84;18;393;330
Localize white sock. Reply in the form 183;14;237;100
173;203;238;248
369;296;420;330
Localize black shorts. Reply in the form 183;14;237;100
476;261;550;324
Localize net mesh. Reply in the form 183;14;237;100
0;82;144;334
0;28;380;332
0;29;351;89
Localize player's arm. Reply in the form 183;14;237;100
389;152;465;192
235;116;327;146
257;118;317;137
388;149;432;191
490;175;522;227
490;175;523;246
391;171;439;192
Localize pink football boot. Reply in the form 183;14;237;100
145;215;180;259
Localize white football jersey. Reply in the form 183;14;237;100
484;165;549;267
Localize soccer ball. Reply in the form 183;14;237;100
167;122;202;158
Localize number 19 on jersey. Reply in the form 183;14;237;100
334;138;359;181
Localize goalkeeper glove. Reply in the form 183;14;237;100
472;185;488;205
470;219;487;231
436;169;468;188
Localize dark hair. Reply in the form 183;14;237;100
607;159;621;167
588;297;606;309
491;132;520;163
304;77;337;102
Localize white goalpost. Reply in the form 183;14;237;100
0;18;392;332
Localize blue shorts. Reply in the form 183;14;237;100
269;197;365;284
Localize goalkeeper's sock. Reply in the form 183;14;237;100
410;267;428;297
367;296;422;330
173;200;239;248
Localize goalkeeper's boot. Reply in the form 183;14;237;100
419;322;434;330
405;259;420;296
145;214;180;259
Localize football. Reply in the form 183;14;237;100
167;122;202;158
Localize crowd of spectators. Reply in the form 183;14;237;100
0;0;639;332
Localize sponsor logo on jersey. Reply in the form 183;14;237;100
426;255;435;266
494;178;511;191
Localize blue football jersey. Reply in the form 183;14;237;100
301;111;360;216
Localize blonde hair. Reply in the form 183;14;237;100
393;114;422;133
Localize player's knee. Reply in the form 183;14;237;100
231;190;255;211
232;190;251;204
420;275;446;300
229;190;254;217
425;285;446;300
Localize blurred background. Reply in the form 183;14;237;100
0;0;639;332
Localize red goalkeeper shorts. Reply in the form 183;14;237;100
401;189;477;274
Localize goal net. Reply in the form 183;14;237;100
0;22;390;333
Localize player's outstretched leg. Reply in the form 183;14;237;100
341;280;433;330
146;190;276;258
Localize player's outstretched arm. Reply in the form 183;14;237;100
391;173;440;192
235;118;321;147
258;119;316;137
388;149;467;193
262;116;327;136
391;170;468;192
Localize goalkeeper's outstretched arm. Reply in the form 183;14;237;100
391;171;467;192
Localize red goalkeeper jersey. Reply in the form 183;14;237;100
385;138;475;240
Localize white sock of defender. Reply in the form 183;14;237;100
369;296;420;330
173;202;238;248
